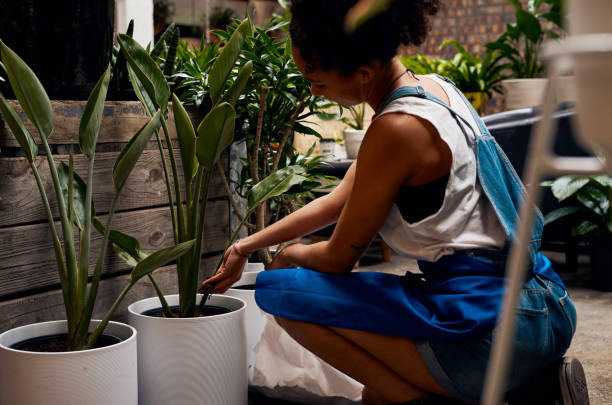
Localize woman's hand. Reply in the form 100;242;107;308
199;243;250;294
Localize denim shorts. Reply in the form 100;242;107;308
416;275;577;404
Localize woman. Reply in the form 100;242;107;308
202;1;588;404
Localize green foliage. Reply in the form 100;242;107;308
0;41;190;350
116;17;311;317
485;0;564;79
400;43;509;97
543;175;612;238
206;6;237;29
340;103;366;130
439;40;509;96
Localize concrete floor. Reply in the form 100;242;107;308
249;249;612;405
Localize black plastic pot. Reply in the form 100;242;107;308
0;0;114;100
590;235;612;291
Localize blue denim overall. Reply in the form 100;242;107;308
254;77;576;400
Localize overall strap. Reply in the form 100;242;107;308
377;76;545;270
378;85;480;147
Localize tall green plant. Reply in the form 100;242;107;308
485;0;564;79
0;41;194;350
113;17;313;317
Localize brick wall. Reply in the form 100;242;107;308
402;0;528;113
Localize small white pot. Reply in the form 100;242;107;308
128;294;247;405
0;320;137;405
342;129;366;159
245;261;265;273
225;270;267;378
502;78;549;110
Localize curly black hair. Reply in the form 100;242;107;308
290;0;440;74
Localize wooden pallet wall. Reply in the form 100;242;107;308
0;101;231;332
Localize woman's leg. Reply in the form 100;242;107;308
274;316;451;404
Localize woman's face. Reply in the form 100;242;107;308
292;45;365;106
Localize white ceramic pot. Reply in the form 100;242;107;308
246;261;265;273
0;320;137;405
128;294;247;405
502;78;549;110
225;270;267;378
567;0;612;166
342;129;366;159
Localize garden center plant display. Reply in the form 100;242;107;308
0;41;194;404
486;0;564;109
113;17;313;405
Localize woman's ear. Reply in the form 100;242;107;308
356;66;375;84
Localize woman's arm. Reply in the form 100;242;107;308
200;162;357;292
270;112;452;274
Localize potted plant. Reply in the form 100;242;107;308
0;41;194;404
341;102;368;159
197;19;335;265
439;40;508;115
543;175;612;290
485;0;564;110
113;18;313;404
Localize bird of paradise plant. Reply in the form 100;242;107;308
0;40;194;350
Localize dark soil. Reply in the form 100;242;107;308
141;305;231;318
11;333;121;352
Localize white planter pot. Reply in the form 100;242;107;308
225;270;267;378
342;129;366;159
128;294;247;405
246;261;265;273
0;320;137;405
502;78;549;110
567;0;612;165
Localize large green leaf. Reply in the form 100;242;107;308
92;218;149;267
118;34;170;114
221;60;253;107
58;162;93;230
208;19;249;104
113;110;162;190
543;206;582;226
130;240;195;283
126;64;157;116
0;92;37;162
195;103;235;171
577;187;608;217
0;40;53;139
516;8;543;44
550;176;590;201
79;65;111;159
592;176;612;189
172;93;198;182
248;165;308;210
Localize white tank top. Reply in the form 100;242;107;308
376;75;506;262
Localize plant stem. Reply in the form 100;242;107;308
161;115;186;241
31;163;72;325
272;101;306;173
216;160;248;225
78;145;96;311
84;282;132;350
250;86;268;185
40;138;80;332
147;273;174;318
154;130;178;243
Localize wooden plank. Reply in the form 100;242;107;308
0;101;205;147
0;151;227;227
0;201;229;298
0;255;222;334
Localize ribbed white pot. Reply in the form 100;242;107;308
225;270;267;378
0;320;137;405
502;78;549;110
343;129;366;159
128;294;247;405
